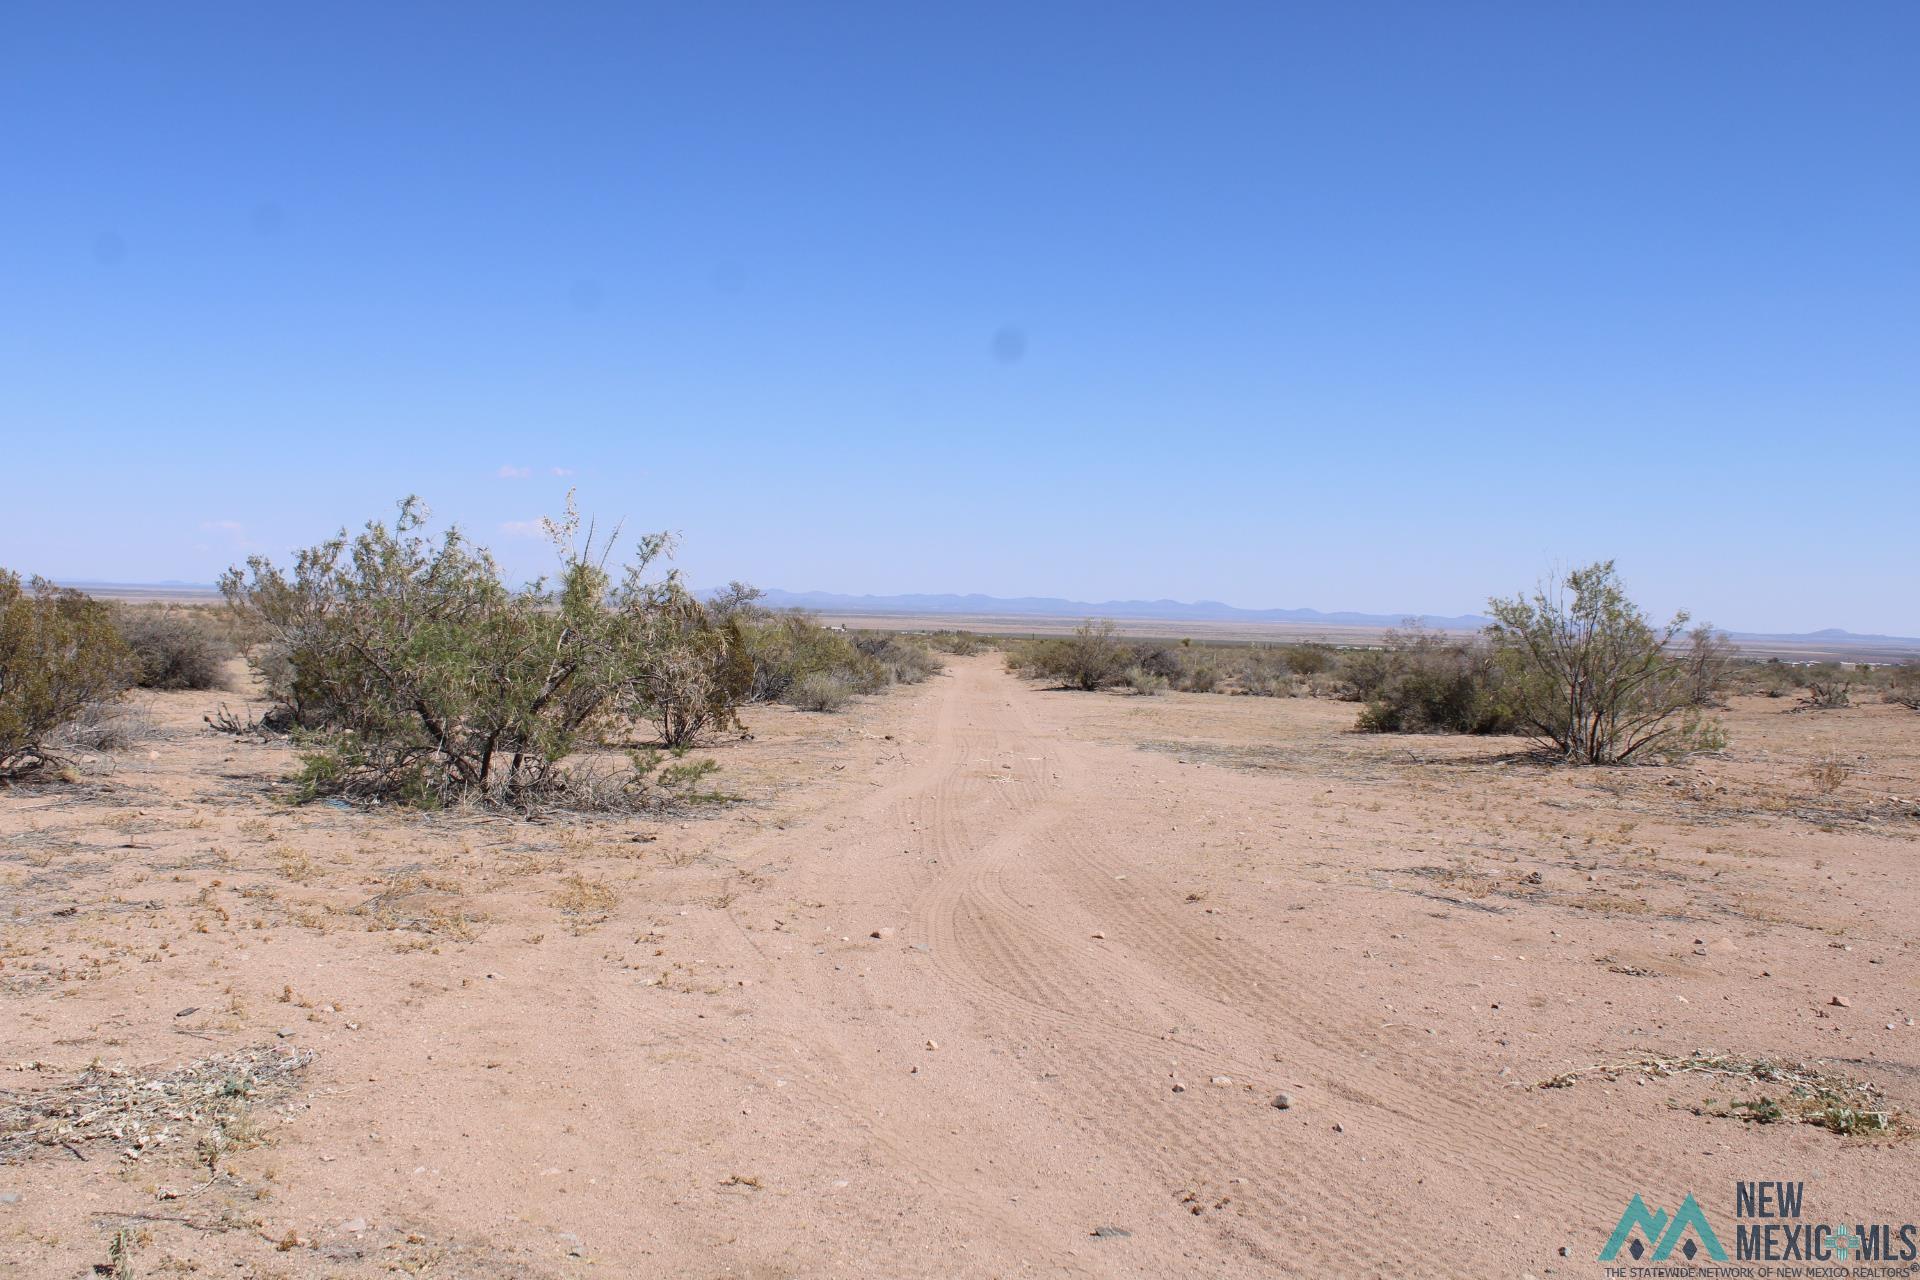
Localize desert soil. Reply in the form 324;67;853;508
3;654;1917;1278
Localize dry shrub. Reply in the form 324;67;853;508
55;701;154;753
114;606;233;690
1803;679;1853;710
788;671;854;712
1885;662;1919;710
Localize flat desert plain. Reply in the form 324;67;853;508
3;654;1917;1278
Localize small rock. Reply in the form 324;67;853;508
1332;1123;1344;1133
1209;1075;1232;1086
870;928;895;940
925;1039;938;1051
276;1028;296;1039
341;1218;367;1234
1171;1083;1186;1093
1830;996;1851;1008
1090;931;1106;940
174;1007;198;1019
1090;1226;1132;1240
1272;1093;1294;1110
0;1192;20;1206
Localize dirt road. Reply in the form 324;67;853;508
534;656;1914;1276
5;654;1916;1277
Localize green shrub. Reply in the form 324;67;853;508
115;606;233;690
926;630;990;655
635;594;753;748
221;496;700;809
1681;624;1737;707
854;633;944;686
1219;646;1296;697
1177;663;1220;693
1281;644;1336;676
1351;628;1510;734
1122;665;1168;696
1487;561;1726;764
737;612;872;701
1007;619;1129;691
1128;646;1183;682
1;571;132;780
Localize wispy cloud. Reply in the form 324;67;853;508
550;465;575;477
499;519;547;539
497;464;532;479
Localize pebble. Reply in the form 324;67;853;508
341;1218;367;1234
1830;996;1851;1008
1272;1093;1294;1110
276;1028;296;1039
1090;1226;1132;1239
1209;1076;1232;1086
870;928;895;940
1171;1083;1186;1093
0;1192;20;1206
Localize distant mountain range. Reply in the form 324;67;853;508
751;588;1920;648
49;580;1920;649
754;588;1495;630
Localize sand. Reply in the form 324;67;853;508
3;654;1916;1276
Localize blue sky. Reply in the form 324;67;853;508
3;3;1915;634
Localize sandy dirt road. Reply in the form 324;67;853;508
5;653;1916;1278
524;656;1914;1276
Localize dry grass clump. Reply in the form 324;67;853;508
354;873;481;940
0;1044;313;1165
1539;1050;1907;1138
54;700;154;753
1803;753;1855;794
553;873;618;933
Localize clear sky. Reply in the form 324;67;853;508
4;3;1915;634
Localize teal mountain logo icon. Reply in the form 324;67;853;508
1600;1193;1728;1262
